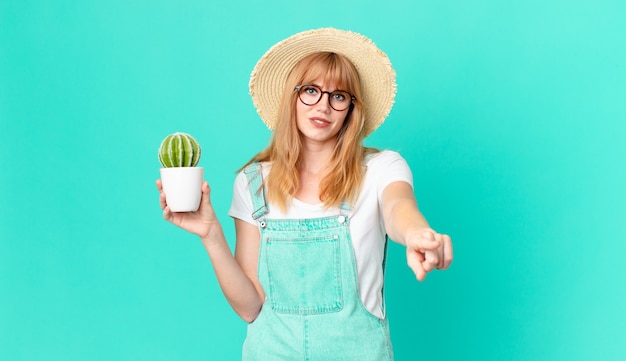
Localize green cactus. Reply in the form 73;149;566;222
158;132;201;167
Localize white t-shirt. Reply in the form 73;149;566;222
228;150;413;319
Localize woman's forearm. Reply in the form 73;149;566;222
386;198;430;245
382;182;431;245
200;226;263;323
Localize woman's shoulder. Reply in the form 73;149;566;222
360;149;413;198
365;149;406;166
236;161;272;177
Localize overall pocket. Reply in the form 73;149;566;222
265;234;343;314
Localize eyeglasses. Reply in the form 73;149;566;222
294;84;355;111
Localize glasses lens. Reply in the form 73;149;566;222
329;90;352;111
298;85;322;106
296;85;353;111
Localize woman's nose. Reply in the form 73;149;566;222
315;92;331;112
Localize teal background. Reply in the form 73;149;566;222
1;0;625;360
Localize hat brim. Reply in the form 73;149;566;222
249;28;396;137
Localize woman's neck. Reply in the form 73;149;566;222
295;142;335;204
299;143;334;175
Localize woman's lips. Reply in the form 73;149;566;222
310;117;330;127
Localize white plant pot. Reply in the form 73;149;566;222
159;167;204;212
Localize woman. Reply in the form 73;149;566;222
157;28;452;360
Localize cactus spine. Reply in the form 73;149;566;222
158;132;201;167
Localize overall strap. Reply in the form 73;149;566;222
339;201;352;217
243;162;269;221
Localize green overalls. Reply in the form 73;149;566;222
242;163;393;361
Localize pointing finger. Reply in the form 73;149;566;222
406;248;427;281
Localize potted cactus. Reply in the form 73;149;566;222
158;132;204;212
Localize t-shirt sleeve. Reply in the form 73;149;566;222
228;170;256;225
369;150;414;198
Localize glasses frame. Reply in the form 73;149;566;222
294;84;356;111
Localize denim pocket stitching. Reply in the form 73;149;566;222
266;235;343;315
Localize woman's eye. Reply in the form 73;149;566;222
304;87;319;95
332;93;346;101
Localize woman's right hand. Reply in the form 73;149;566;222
156;179;220;240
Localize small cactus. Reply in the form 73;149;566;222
158;132;201;167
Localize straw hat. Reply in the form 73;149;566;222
249;28;396;136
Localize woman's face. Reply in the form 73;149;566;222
295;78;350;147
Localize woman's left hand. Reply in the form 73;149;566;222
405;228;453;281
